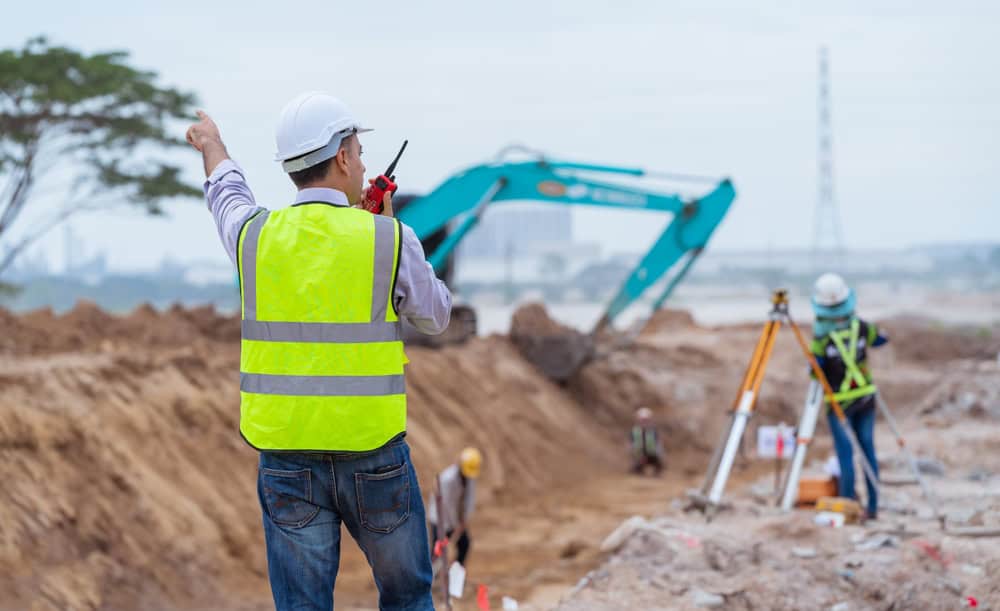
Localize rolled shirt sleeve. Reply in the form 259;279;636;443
393;223;452;335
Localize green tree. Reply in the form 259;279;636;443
0;37;199;278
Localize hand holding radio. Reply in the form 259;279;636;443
362;140;408;216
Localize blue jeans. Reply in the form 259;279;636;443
827;395;879;515
257;438;434;611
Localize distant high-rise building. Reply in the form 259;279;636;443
459;205;572;258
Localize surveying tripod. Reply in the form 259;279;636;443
692;289;881;517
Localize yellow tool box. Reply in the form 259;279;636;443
815;496;863;523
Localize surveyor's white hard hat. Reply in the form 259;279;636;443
812;273;850;307
636;407;653;420
274;92;372;173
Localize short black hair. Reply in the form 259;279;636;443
287;135;355;188
288;157;333;188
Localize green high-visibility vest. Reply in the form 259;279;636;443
632;426;657;456
824;318;878;405
237;203;406;452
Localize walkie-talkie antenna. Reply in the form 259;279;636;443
385;140;408;179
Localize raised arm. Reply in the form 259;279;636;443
186;111;264;264
186;111;230;177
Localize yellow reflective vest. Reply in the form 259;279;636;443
811;318;878;405
237;203;406;451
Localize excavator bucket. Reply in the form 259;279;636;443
509;303;594;382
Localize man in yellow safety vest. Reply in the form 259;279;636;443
186;92;452;611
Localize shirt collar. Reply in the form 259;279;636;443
294;187;350;207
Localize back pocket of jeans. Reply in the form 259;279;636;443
260;467;319;528
355;464;410;534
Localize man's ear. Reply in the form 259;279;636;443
335;147;350;174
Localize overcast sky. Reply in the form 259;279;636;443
2;1;997;271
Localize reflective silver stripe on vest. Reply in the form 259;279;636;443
371;215;396;323
242;320;401;343
241;211;270;321
241;373;406;396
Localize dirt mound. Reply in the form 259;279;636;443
159;303;242;344
0;302;242;357
883;316;1000;363
638;307;697;338
0;305;619;610
105;303;240;349
0;306;50;354
60;299;117;340
511;303;575;336
113;303;237;348
0;303;991;610
0;347;253;610
510;303;594;382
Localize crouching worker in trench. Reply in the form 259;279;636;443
186;92;452;611
629;407;665;476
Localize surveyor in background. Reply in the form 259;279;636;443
629;407;665;475
186;93;452;611
810;273;888;520
428;448;482;568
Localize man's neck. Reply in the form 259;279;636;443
299;182;346;193
299;181;354;205
294;187;350;207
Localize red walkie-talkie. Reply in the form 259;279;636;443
363;140;408;214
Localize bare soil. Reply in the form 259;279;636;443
1;302;997;610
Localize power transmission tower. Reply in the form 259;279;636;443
813;46;845;269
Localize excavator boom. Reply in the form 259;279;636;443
397;151;736;336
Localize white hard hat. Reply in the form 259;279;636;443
812;273;850;307
274;92;372;173
636;407;653;419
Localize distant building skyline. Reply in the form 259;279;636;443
457;205;573;258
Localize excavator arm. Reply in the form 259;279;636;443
397;152;736;333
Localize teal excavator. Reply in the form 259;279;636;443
395;147;736;375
